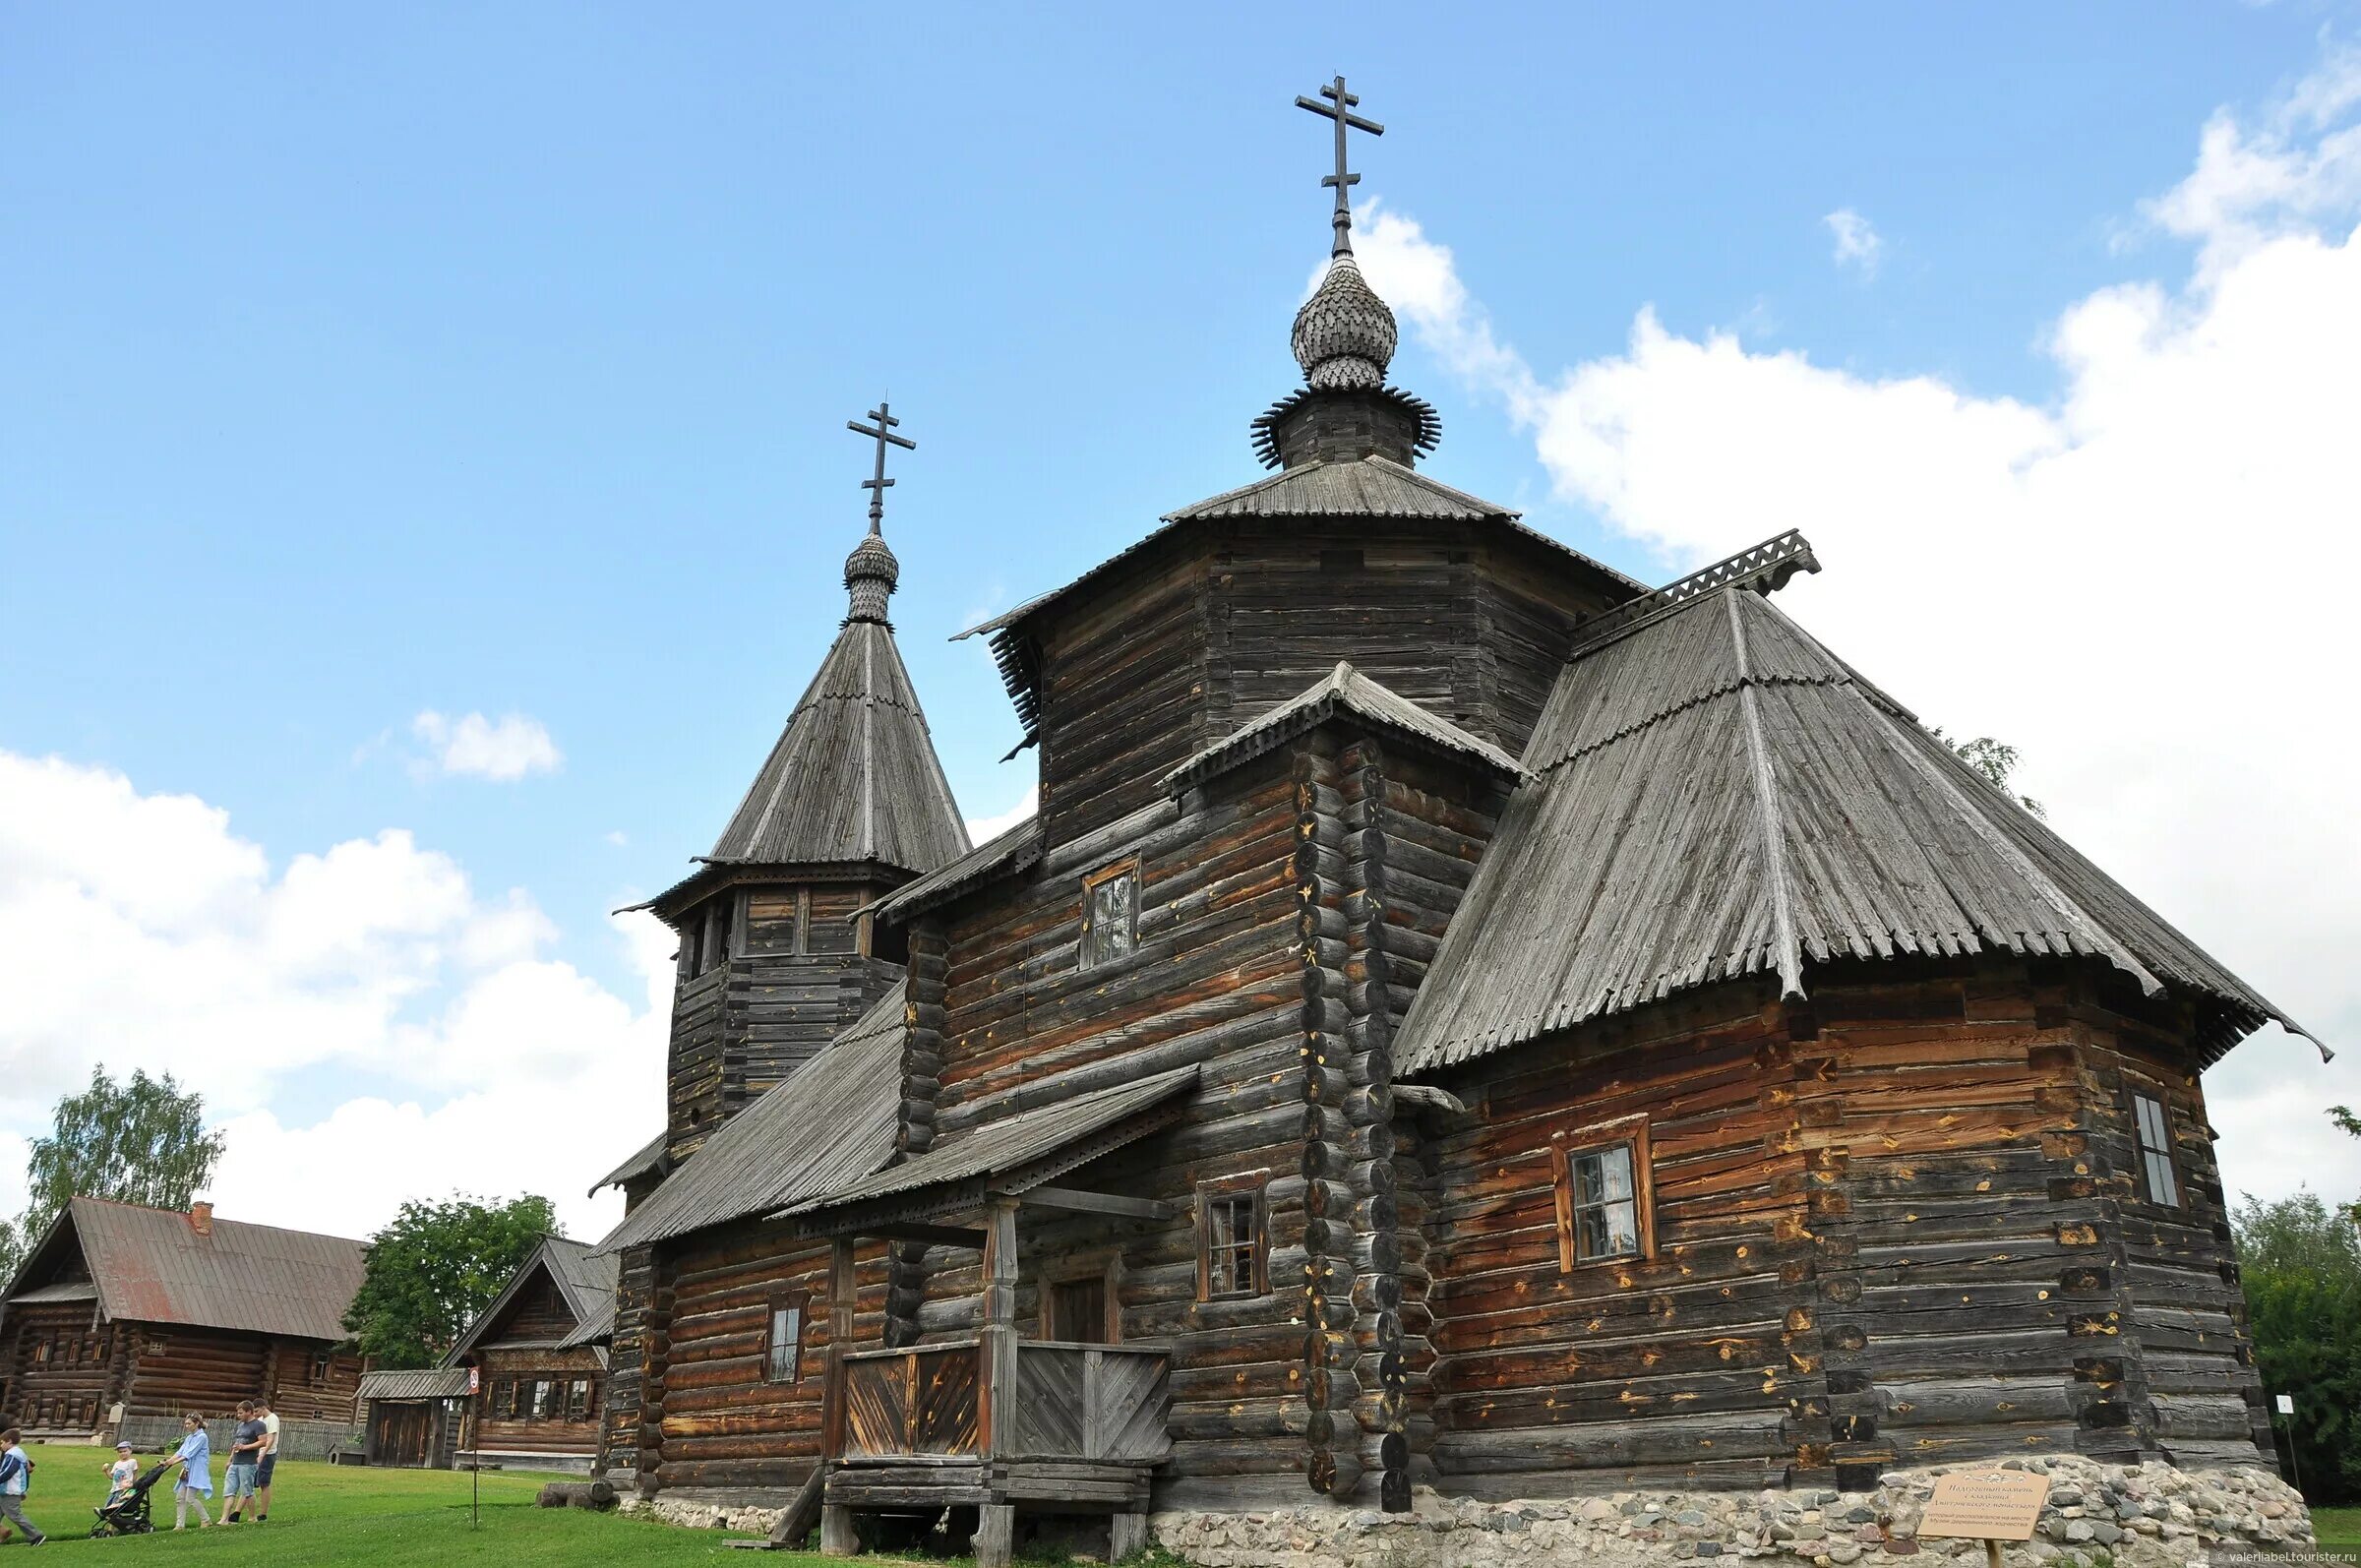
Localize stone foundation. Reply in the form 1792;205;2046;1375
1149;1459;2312;1568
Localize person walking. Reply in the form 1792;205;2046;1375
220;1402;265;1524
252;1396;280;1523
168;1414;214;1530
0;1427;43;1545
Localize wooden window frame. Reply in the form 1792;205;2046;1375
1549;1114;1657;1272
1079;858;1141;972
567;1377;594;1420
2123;1075;2183;1209
1037;1247;1125;1345
1195;1172;1271;1302
764;1292;809;1386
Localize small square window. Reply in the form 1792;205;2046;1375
766;1297;805;1384
1081;862;1139;970
2132;1091;2179;1207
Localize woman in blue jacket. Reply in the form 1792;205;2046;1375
169;1414;214;1530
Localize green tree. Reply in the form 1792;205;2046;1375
2234;1189;2361;1502
342;1192;560;1368
0;1066;225;1280
1927;726;2046;818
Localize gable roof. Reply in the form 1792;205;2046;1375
951;456;1646;744
444;1236;619;1362
3;1197;365;1343
1397;586;2320;1076
789;1064;1200;1226
1164;660;1532;796
592;983;908;1255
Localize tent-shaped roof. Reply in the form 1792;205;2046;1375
1397;586;2319;1076
592;984;908;1255
2;1197;365;1344
1165;660;1531;796
704;616;970;877
443;1236;618;1362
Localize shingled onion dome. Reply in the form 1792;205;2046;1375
1292;255;1398;390
844;524;900;625
1253;256;1441;470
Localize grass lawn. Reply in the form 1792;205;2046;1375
1;1443;863;1567
2313;1505;2361;1555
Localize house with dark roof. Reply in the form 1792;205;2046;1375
436;1236;618;1473
584;85;2320;1567
0;1197;366;1444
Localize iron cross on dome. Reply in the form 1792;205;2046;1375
1296;75;1384;257
847;400;917;531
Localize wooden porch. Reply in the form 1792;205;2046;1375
814;1202;1173;1565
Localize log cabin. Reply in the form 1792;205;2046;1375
358;1367;469;1470
0;1197;366;1445
443;1236;618;1473
588;81;2324;1565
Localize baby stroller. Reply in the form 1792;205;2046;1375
90;1460;170;1538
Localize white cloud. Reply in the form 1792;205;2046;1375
410;710;563;782
1359;51;2361;1203
604;829;630;848
1823;209;1884;276
0;750;666;1238
965;782;1038;844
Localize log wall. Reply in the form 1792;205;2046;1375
914;748;1311;1502
639;1222;891;1491
1415;957;2275;1498
0;1302;120;1434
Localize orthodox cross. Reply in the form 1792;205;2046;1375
846;400;916;532
1296;75;1384;257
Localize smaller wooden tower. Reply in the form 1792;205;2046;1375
638;408;969;1164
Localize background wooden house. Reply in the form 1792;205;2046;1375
587;86;2319;1565
444;1236;616;1474
358;1366;470;1469
0;1196;366;1451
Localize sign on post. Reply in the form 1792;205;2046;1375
468;1366;480;1396
2277;1394;2295;1416
1918;1469;2050;1566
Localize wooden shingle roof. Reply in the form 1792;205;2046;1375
788;1064;1199;1225
591;984;908;1255
1397;586;2320;1075
704;618;970;876
443;1236;619;1362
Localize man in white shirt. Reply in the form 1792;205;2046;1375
253;1399;281;1523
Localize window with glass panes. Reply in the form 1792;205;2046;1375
2132;1092;2180;1206
1080;862;1139;969
765;1297;805;1384
1550;1116;1653;1271
1197;1177;1268;1299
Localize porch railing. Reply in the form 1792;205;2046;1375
832;1339;1168;1465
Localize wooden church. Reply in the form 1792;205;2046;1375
589;79;2317;1564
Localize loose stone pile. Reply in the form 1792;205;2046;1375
623;1492;792;1536
1148;1459;2311;1568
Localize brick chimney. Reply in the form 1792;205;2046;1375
189;1201;213;1236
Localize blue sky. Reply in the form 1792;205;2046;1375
6;3;2360;1236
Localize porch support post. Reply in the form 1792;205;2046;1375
819;1505;858;1556
979;1196;1020;1466
1111;1511;1149;1561
975;1503;1016;1568
823;1237;857;1462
